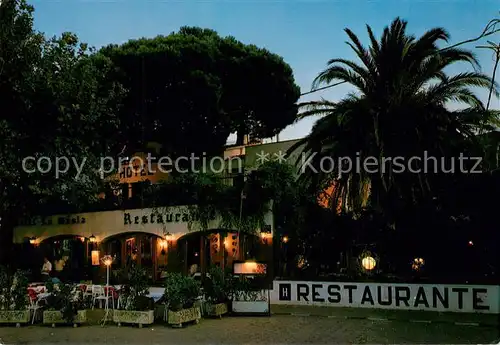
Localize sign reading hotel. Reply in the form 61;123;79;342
272;281;498;313
119;163;155;179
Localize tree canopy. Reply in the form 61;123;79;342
0;0;125;262
291;18;500;228
100;26;300;155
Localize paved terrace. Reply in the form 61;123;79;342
0;306;498;344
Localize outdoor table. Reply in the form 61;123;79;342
32;286;46;293
28;282;45;287
37;292;51;300
147;292;163;302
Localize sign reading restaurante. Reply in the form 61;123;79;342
272;281;497;313
18;208;211;227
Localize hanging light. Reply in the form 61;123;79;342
89;234;96;243
164;232;174;241
412;257;425;271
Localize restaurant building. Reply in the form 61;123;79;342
13;139;301;282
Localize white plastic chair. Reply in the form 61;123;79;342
83;284;93;298
27;293;43;324
92;285;114;309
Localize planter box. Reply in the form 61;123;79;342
0;310;30;327
205;303;228;318
232;301;269;314
43;310;87;327
167;306;201;327
113;310;154;328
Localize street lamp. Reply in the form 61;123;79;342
361;256;376;271
100;255;114;326
89;235;96;243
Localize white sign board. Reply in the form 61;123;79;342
270;281;500;313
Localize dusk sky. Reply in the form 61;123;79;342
32;0;500;143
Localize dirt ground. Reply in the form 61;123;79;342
0;314;498;344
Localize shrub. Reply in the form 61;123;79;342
45;283;79;323
0;266;29;311
203;265;229;304
118;267;152;311
163;273;201;311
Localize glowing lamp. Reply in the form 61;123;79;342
102;255;113;267
361;256;376;271
282;236;289;243
89;234;96;243
29;237;37;245
468;240;473;246
412;257;425;271
79;236;85;242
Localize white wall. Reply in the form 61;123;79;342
270;280;500;314
13;206;193;243
13;205;275;244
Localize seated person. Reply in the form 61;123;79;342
41;257;52;281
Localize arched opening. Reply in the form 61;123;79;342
39;235;88;282
100;232;163;283
176;230;270;276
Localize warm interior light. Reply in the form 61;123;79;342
361;256;376;271
159;239;168;248
164;232;174;241
233;261;267;275
260;232;272;239
91;250;100;266
29;237;36;245
79;236;85;242
282;236;289;243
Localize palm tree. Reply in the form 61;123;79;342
291;18;499;228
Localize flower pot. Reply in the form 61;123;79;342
167;306;201;327
0;310;30;327
113;310;154;328
205;303;228;318
42;310;87;327
231;300;269;314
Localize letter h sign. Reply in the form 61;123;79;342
278;283;291;301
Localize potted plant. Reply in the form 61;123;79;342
113;266;155;328
203;266;229;318
163;273;201;327
42;283;87;327
231;276;270;315
0;267;30;327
